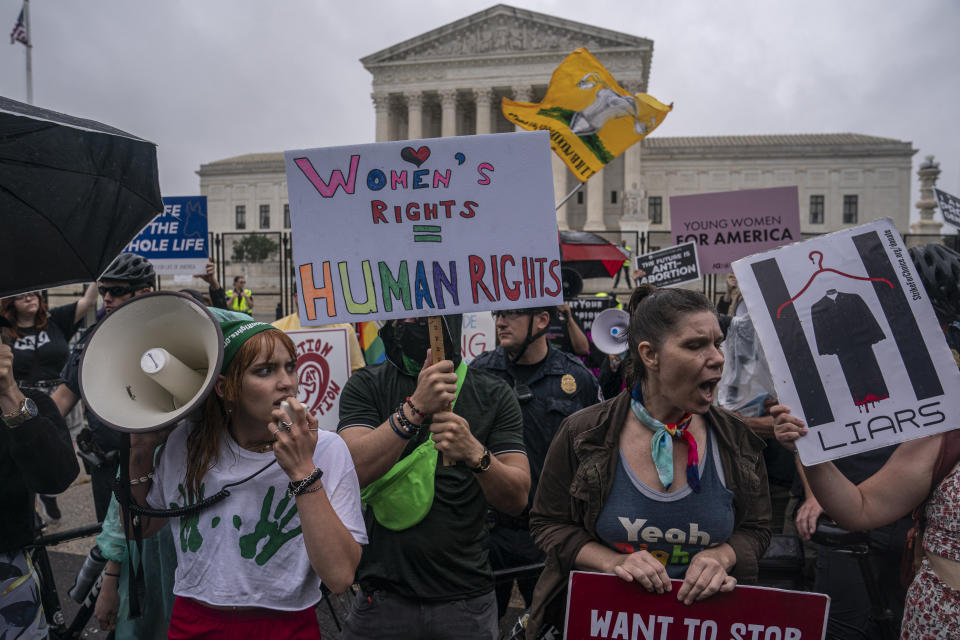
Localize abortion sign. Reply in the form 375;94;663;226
564;571;828;640
285;132;561;325
287;327;351;431
636;242;701;288
124;196;208;275
732;219;960;465
670;187;800;275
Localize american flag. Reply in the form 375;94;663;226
10;8;28;46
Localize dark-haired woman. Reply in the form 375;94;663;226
526;285;771;637
0;284;97;392
2;284;96;521
127;310;366;639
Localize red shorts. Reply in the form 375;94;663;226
168;596;322;639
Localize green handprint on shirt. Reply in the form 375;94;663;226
237;486;302;565
172;483;204;553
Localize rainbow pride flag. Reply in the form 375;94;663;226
358;321;386;365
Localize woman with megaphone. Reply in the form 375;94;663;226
125;309;366;639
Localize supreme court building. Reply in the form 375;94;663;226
198;4;917;244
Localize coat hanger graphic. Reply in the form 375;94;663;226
776;250;894;319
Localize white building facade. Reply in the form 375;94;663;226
198;5;915;242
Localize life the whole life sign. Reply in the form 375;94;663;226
285;131;562;325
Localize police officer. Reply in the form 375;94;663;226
51;253;156;521
470;306;599;618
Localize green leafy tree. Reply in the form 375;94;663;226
231;235;278;263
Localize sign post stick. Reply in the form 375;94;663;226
428;317;455;467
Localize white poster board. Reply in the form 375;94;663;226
287;327;351;431
460;311;496;364
732;219;960;465
285;132;561;325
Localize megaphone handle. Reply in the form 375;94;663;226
427;318;455;468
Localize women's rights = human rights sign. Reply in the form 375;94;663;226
284;131;562;325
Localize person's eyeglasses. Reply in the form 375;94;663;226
13;292;38;301
98;285;136;298
493;310;531;320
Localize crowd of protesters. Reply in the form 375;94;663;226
1;242;958;639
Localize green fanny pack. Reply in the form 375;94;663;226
360;362;468;531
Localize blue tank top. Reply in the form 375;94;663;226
595;427;735;578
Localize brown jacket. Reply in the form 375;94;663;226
526;390;772;637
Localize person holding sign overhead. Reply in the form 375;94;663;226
525;285;771;638
774;242;960;640
337;314;530;640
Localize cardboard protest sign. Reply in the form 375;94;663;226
732;219;960;465
124;196;208;275
285;132;561;325
460;311;496;364
934;187;960;228
564;571;828;640
287;327;350;431
570;295;620;333
671;187;800;275
636;242;701;288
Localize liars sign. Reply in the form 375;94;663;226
285;132;561;325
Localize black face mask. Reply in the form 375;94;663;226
395;321;430;374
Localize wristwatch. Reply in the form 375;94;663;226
2;396;39;428
471;447;491;474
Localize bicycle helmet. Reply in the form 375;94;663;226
908;243;960;323
100;253;156;287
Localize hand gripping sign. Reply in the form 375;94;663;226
732;219;960;465
564;571;828;640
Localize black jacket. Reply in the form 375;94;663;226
0;390;80;552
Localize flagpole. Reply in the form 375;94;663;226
555;182;584;210
23;0;32;104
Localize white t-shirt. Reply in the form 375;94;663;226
146;424;367;610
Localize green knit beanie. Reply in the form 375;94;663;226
208;307;275;373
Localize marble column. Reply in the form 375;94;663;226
511;85;533;132
474;87;493;135
585;168;606;230
619;81;646;232
439;89;458;137
372;92;390;143
405;91;423;140
911;155;943;234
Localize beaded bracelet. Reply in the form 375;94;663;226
388;412;413;440
404;396;429;420
394;404;419;434
129;472;154;486
287;467;324;497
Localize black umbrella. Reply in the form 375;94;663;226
0;96;162;297
559;230;628;280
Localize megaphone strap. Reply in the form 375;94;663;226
118;458;278;518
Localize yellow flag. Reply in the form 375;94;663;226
502;47;672;182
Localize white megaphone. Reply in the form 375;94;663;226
79;291;224;433
591;307;631;355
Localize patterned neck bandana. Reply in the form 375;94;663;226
630;382;700;492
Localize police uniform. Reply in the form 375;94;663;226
469;344;600;615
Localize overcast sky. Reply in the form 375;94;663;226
3;0;957;226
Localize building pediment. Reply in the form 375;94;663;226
361;4;651;68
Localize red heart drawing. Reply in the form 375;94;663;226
401;146;431;167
